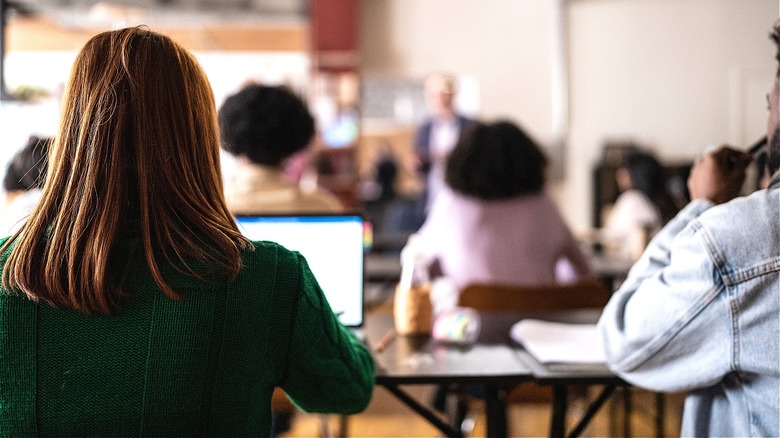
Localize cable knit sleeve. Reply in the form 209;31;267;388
280;252;375;414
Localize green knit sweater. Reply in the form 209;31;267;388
0;237;374;436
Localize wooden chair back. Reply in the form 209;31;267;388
458;278;610;312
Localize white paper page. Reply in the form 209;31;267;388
510;319;606;365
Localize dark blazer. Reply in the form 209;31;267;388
414;114;474;175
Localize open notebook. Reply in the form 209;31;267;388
510;319;609;372
235;214;366;329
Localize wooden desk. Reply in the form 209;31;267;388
366;311;626;438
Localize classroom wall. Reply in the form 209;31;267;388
1;1;776;230
360;0;559;142
360;0;778;231
564;0;777;229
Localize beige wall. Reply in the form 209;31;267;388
564;0;777;229
359;0;778;231
360;0;558;142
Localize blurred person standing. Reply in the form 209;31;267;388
415;73;475;213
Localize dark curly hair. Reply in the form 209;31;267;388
3;135;51;192
621;151;678;223
621;152;665;200
445;120;547;200
218;84;315;166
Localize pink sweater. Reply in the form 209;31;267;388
416;188;591;290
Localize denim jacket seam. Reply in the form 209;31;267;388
611;281;725;372
698;220;743;374
612;220;725;373
724;259;780;285
727;286;741;372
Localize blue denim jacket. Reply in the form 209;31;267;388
598;182;780;437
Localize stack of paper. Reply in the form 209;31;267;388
510;319;608;371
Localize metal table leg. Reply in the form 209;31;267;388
381;384;463;438
483;384;507;438
550;385;568;438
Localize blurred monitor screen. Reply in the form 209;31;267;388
235;213;365;328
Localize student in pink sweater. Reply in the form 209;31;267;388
413;120;592;309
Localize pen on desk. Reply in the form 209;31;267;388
373;329;396;353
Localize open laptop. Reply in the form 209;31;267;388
235;213;367;331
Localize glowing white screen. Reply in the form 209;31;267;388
236;215;364;327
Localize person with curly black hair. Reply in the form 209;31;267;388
219;84;342;214
1;135;51;235
411;120;592;311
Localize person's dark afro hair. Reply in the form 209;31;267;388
445;120;547;200
218;84;315;166
3;136;51;192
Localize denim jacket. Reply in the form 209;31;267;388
598;182;780;437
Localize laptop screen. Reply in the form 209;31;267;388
235;214;366;328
